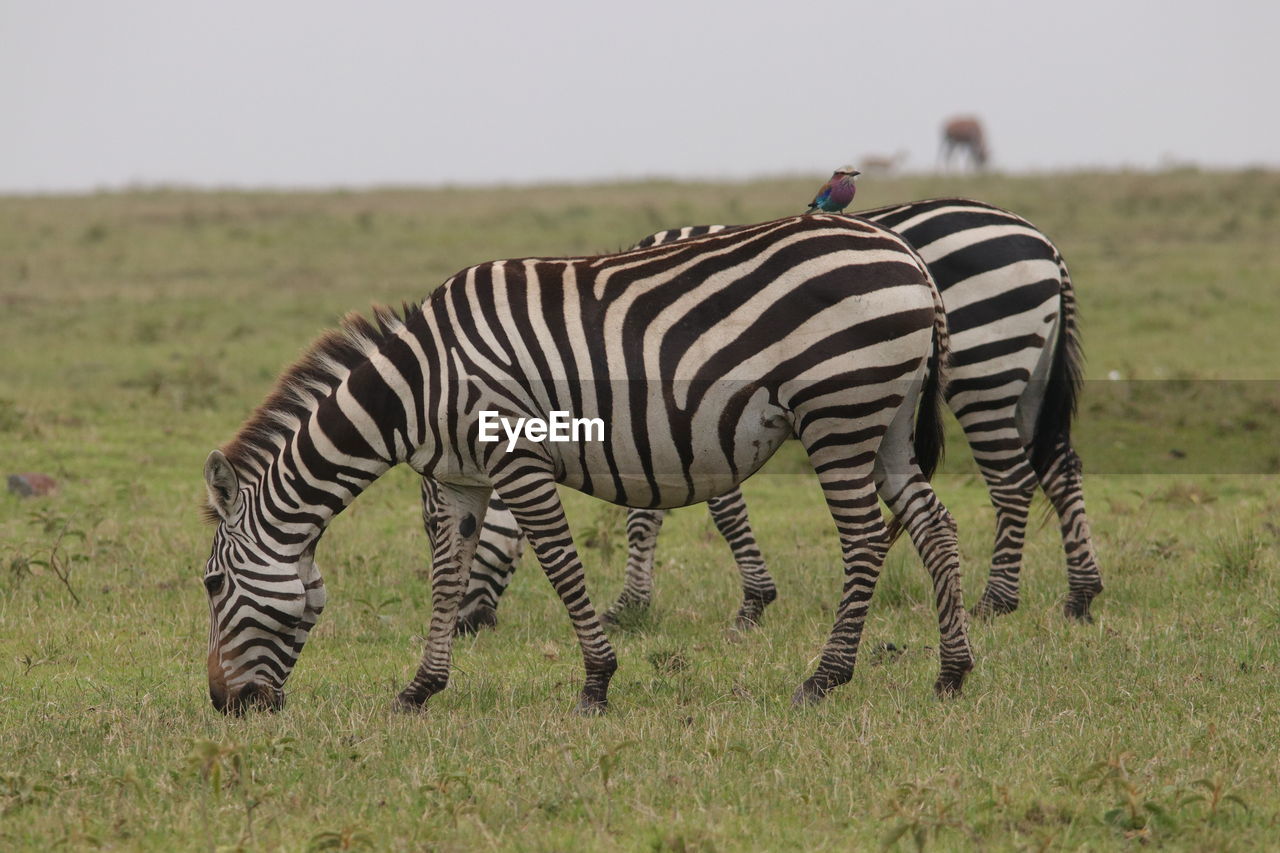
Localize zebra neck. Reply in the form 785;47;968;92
238;333;439;555
245;442;395;556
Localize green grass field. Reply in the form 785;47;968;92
2;171;1279;851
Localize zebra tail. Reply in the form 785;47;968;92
886;272;950;545
1029;253;1084;477
913;276;949;484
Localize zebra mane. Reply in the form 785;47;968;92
206;303;422;519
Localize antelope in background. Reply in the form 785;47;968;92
859;150;909;175
940;116;989;170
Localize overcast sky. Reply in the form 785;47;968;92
2;0;1277;193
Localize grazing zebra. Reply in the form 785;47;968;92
200;214;973;715
453;199;1103;633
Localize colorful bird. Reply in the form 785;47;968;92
805;166;860;213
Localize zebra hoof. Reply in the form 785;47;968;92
573;695;608;716
790;679;829;708
1064;584;1102;623
603;601;652;631
973;591;1019;620
1063;597;1096;623
392;692;427;714
455;606;498;636
733;588;776;631
933;668;968;698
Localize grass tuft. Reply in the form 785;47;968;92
1206;521;1265;583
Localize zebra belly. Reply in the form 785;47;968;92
553;387;792;509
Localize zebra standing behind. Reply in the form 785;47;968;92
200;214;973;715
452;199;1103;632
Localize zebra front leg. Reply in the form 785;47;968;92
603;509;667;624
495;465;617;714
456;496;526;634
396;482;492;711
1038;442;1103;621
705;489;777;629
427;479;517;630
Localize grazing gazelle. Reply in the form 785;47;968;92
940;117;989;171
859;151;908;175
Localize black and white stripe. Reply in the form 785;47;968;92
456;198;1102;631
201;214;973;714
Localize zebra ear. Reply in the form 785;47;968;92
204;450;241;521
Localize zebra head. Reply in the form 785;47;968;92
202;450;327;715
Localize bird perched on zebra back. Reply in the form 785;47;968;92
805;166;860;213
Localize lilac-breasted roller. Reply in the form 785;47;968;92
804;166;860;213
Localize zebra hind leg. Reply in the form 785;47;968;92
876;392;974;696
705;489;777;629
789;410;893;706
603;509;667;626
969;447;1040;620
878;473;973;696
396;482;492;712
791;474;888;707
1038;442;1103;622
495;462;617;714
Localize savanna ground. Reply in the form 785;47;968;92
1;171;1278;851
